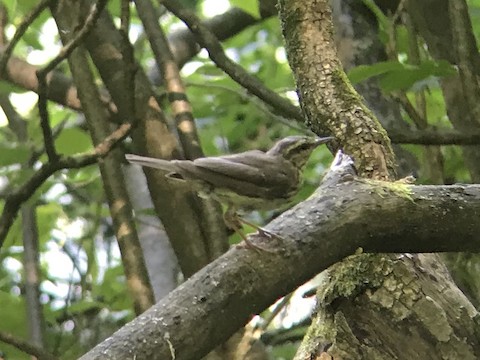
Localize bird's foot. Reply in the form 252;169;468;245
236;219;279;253
224;210;276;253
238;218;282;241
255;227;282;240
237;236;276;253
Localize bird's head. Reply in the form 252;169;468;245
267;135;333;169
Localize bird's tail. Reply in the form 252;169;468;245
125;154;178;173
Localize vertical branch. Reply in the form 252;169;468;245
36;74;58;162
80;4;213;275
120;0;137;123
136;0;229;259
161;0;304;123
277;0;396;179
136;0;203;159
448;0;480;126
406;0;480;182
21;207;45;348
2;102;46;351
34;0;108;163
51;0;155;314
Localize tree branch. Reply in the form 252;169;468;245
389;128;480;145
0;123;132;248
0;0;53;77
42;0;108;76
161;0;304;123
34;0;109;162
82;7;218;276
0;330;57;360
168;0;277;67
136;0;231;260
278;0;396;179
79;154;480;360
136;0;203;159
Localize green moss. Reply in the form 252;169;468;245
361;178;415;202
317;254;394;305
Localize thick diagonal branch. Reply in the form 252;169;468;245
79;157;480;360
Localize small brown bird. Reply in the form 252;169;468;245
126;135;332;249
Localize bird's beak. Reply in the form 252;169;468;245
314;136;335;145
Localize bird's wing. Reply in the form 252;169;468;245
192;151;268;184
184;151;298;199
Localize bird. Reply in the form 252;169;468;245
126;135;332;250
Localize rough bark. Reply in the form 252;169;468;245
278;0;396;180
330;0;418;178
294;254;480;360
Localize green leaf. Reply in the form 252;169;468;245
348;61;405;84
21;30;43;50
395;25;410;54
65;300;103;315
55;128;93;155
0;142;30;166
230;0;260;18
194;63;227;78
135;208;158;217
348;60;456;92
37;203;63;247
0;291;29;359
0;81;29;95
15;0;40;15
96;265;132;312
379;60;456;92
0;215;22;249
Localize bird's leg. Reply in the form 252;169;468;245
224;206;274;252
235;217;281;240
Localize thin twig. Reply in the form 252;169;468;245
261;317;311;346
35;0;108;162
0;3;9;46
0;122;133;248
28;118;69;166
36;75;58;161
0;330;58;360
168;4;277;68
161;0;304;123
388;127;480;145
0;0;53;77
257;292;294;332
39;0;109;76
394;94;427;129
0;67;46;351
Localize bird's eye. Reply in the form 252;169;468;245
297;143;312;151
